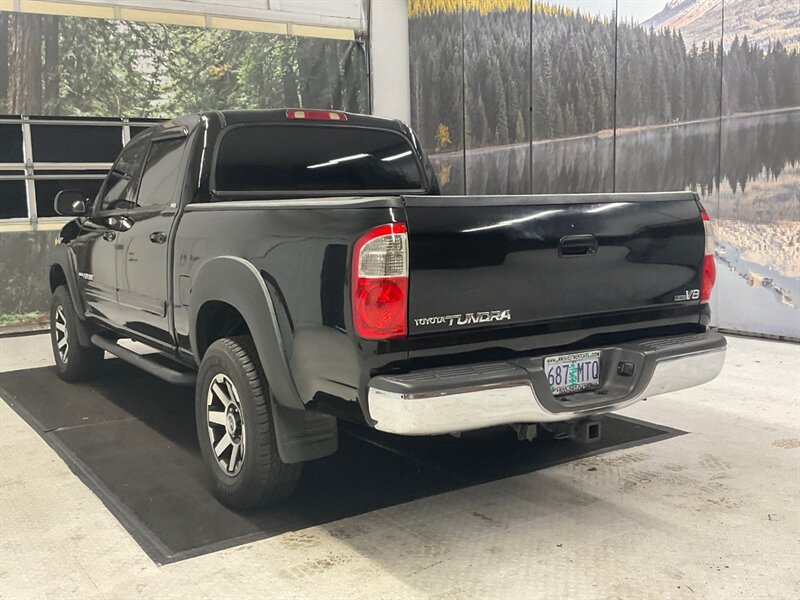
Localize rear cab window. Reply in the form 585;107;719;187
212;124;425;197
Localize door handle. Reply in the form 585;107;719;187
103;231;116;242
559;234;598;257
149;232;167;244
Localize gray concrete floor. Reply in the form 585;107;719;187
0;333;798;599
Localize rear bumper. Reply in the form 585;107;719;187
367;330;726;435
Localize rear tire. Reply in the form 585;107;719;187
195;335;301;510
50;285;104;382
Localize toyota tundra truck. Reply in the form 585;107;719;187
48;109;726;509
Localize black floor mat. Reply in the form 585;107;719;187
0;360;683;564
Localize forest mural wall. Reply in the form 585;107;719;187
0;11;368;117
409;0;800;339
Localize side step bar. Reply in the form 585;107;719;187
90;335;196;386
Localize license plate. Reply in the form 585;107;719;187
545;350;601;396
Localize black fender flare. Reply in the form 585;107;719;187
50;244;86;318
189;256;337;463
189;256;301;410
49;245;92;347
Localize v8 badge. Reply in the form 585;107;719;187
674;288;700;302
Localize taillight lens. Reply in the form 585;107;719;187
700;212;716;303
352;223;408;339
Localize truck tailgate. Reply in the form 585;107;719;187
403;192;706;336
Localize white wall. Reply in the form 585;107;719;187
369;0;410;122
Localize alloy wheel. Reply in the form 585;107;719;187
206;373;246;476
54;305;69;364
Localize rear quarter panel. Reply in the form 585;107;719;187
173;200;410;406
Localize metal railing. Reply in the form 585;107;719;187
0;115;160;227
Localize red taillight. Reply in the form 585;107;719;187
700;211;716;303
286;109;347;121
352;223;408;340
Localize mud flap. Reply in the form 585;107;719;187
270;401;338;463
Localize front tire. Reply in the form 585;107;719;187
50;285;104;382
195;336;301;510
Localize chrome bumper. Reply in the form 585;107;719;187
367;331;726;435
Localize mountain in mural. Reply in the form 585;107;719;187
643;0;800;50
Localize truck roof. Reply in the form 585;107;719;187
211;109;406;132
132;109;411;145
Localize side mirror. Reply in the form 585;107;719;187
54;189;88;216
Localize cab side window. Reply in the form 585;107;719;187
96;135;149;213
135;138;186;209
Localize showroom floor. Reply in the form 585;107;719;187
0;333;798;599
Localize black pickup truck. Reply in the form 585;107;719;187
49;109;726;509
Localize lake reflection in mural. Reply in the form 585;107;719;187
714;110;800;337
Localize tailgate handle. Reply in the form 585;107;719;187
559;234;598;257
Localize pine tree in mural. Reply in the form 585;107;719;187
5;13;43;114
